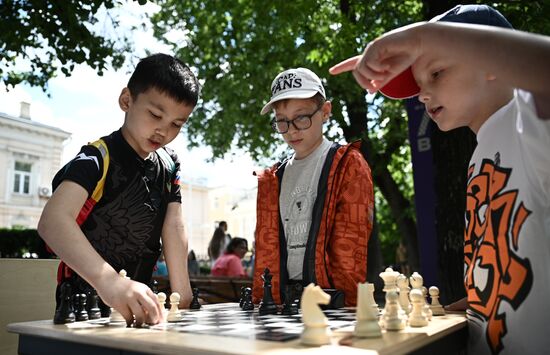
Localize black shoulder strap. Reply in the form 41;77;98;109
302;142;341;287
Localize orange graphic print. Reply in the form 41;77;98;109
465;159;532;354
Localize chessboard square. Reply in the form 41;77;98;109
219;323;259;330
255;331;300;342
176;324;217;332
222;328;267;336
263;322;302;328
261;317;295;323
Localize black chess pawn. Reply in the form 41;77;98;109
74;293;89;321
242;288;254;311
86;290;101;320
239;286;246;309
258;268;278;315
281;285;299;315
190;288;201;310
54;282;75;324
151;279;159;294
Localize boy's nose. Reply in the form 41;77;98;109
418;88;431;103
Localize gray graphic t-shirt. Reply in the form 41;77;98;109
280;138;332;280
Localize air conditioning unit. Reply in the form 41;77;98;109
38;186;52;197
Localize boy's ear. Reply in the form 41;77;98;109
119;88;132;112
322;101;332;123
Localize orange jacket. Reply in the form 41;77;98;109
252;141;374;306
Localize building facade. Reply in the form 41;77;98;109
0;103;71;228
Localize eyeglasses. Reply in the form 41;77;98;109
143;159;161;212
270;105;322;134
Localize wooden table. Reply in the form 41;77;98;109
7;303;467;355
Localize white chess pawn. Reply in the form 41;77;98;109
110;269;129;323
167;292;183;322
409;272;423;291
429;286;446;316
157;292;167;318
408;289;428;327
422;286;433;320
354;282;382;338
396;274;410;314
381;290;406;331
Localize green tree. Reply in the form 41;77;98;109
0;0;140;91
150;0;550;303
151;0;423;273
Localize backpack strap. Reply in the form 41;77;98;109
75;139;110;225
157;147;175;174
57;139;109;285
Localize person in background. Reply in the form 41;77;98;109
153;251;168;277
187;250;200;276
218;220;232;249
211;237;248;277
207;226;227;267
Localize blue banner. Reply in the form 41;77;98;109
405;97;438;288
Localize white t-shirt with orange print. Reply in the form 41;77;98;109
464;89;550;355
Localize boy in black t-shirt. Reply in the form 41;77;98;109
38;53;200;326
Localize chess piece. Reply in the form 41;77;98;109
381;290;406;331
366;282;379;314
151;279;159;294
110;270;129;323
74;293;89;322
396;274;410;314
54;282;75;324
190;288;201;310
281;285;299;315
167;292;183;322
379;267;400;293
354;282;382;338
429;286;445;316
239;286;245;309
408;289;428;327
242;287;255;311
422;286;433;320
86;290;101;320
379;268;404;317
258;268;278;315
157;292;167;309
300;284;331;346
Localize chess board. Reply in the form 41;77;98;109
86;303;357;342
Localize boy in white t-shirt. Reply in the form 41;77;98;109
253;68;374;307
330;4;550;354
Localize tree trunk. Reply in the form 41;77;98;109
342;104;420;274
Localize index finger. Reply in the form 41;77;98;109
329;55;362;75
140;289;163;324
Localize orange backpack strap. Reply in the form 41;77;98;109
75;139;109;225
58;139;109;284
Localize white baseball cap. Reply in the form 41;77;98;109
260;68;326;115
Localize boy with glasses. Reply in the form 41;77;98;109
253;68;374;306
38;53;199;326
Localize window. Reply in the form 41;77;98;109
13;161;32;194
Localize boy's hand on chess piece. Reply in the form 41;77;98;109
97;274;163;326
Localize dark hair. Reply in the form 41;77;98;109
218;221;227;229
226;237;248;254
127;53;200;106
208;227;226;260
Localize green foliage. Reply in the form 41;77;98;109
0;228;51;258
0;0;141;92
